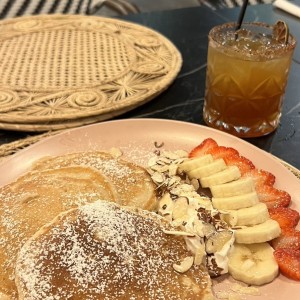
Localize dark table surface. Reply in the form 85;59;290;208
115;3;300;169
1;3;300;169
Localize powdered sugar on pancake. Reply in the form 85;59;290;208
32;152;157;210
16;201;212;300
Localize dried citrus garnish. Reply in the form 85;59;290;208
273;20;289;45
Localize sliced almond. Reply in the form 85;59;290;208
180;184;195;192
161;151;181;160
194;243;206;265
206;230;233;254
151;172;165;184
163;229;195;237
173;256;194;273
150;164;169;173
172;197;189;220
147;156;158;167
168;176;181;188
168;164;178;176
157;157;172;164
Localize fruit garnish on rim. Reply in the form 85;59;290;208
273;20;289;45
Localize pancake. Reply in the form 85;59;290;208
32;151;157;211
0;166;115;299
15;201;214;300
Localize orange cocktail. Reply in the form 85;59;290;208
203;22;296;138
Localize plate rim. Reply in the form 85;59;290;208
0;118;298;168
1;118;300;298
1;118;299;190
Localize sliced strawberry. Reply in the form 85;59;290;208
206;145;252;174
221;154;255;176
207;146;239;160
243;169;276;188
189;140;255;175
274;248;300;280
256;185;291;209
269;207;300;229
272;228;300;250
188;138;218;158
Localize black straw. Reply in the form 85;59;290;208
235;0;249;31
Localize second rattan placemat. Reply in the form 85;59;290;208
0;14;182;131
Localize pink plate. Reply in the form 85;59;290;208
0;118;299;298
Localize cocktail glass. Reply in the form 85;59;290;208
203;22;296;138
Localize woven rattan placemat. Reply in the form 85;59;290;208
0;14;182;131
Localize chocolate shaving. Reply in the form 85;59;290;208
154;141;164;148
153;150;161;156
206;255;223;277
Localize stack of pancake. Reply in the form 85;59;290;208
0;151;213;299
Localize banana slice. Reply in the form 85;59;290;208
228;242;279;286
178;154;214;172
200;166;241;188
212;192;259;210
187;159;227;179
210;177;255;198
234;219;281;244
222;203;269;227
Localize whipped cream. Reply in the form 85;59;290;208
147;149;235;277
